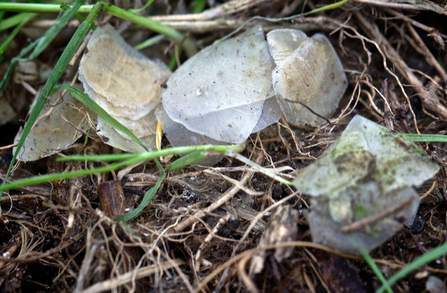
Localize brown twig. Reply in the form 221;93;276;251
405;23;447;85
351;0;447;15
355;11;447;125
173;152;263;233
194;213;232;272
340;197;415;233
383;8;446;48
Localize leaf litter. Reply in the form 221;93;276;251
0;1;447;292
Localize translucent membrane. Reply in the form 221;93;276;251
79;24;171;152
14;85;94;162
267;29;348;126
78;26;349;164
293;115;440;253
159;26;278;144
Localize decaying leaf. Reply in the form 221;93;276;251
13;86;95;162
267;29;348;126
79;24;171;152
293;115;440;253
159;26;278;144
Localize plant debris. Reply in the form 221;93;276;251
293;115;440;253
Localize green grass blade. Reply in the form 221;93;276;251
216;0;348;43
0;0;7;23
121;159;165;221
0;41;37;95
190;0;207;14
58;153;140;162
0;12;32;31
0;145;244;192
0;3;94;14
0;155;148;192
0;0;88;95
168;46;182;70
102;3;197;57
376;242;447;293
0;2;198;58
133;34;164;51
165;151;207;172
403;133;447;142
361;250;393;293
0;13;37;62
29;3;82;61
128;0;155;13
60;84;149;152
60;3;90;26
303;0;347;15
0;1;101;203
56;144;245;162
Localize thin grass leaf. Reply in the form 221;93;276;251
0;2;198;57
376;242;447;293
61;84;149;152
0;13;37;62
133;34;164;51
403;133;447;142
216;0;348;43
30;5;81;60
120;159;165;221
0;1;101;202
56;145;245;162
102;3;197;57
60;3;87;23
0;145;244;192
190;0;207;14
168;45;182;70
0;40;38;95
305;0;347;14
0;155;146;192
165;151;207;172
128;0;155;13
360;249;393;293
0;3;94;14
0;0;87;95
0;0;7;23
0;12;31;31
58;153;140;162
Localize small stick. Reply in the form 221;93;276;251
283;99;347;126
351;0;446;14
340;197;415;233
420;180;437;201
194;213;232;272
173;153;263;233
405;23;447;84
69;30;92;67
354;11;447;129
